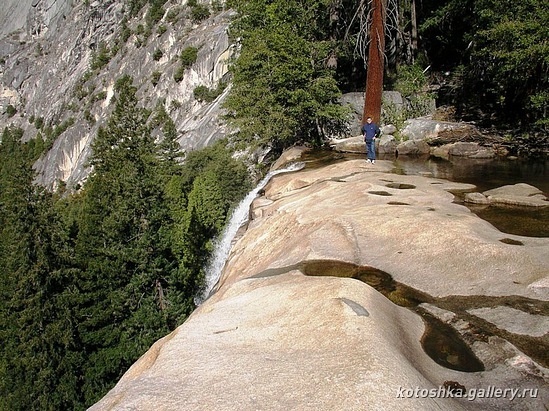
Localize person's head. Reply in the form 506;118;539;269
366;116;372;124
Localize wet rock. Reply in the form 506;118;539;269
270;146;310;171
464;192;490;205
465;183;548;208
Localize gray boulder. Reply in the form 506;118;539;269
396;139;430;156
448;142;495;159
330;135;365;153
400;118;480;142
378;134;397;154
465;183;548;207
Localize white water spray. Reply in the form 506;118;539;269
196;162;305;304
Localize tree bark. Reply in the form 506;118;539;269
411;0;418;58
363;0;387;125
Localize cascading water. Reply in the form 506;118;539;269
195;162;305;304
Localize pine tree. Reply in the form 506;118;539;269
73;75;187;405
0;127;85;410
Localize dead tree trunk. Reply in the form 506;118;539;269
363;0;387;125
411;0;418;58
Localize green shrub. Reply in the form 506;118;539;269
170;99;182;110
120;19;132;42
180;46;198;68
90;42;111;71
147;2;165;26
394;63;435;119
151;71;162;86
190;4;210;23
153;48;163;61
166;8;180;24
212;0;223;12
157;24;167;35
193;82;227;103
174;65;185;83
91;91;108;103
6;104;17;118
35;117;45;130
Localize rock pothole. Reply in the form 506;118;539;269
249;260;549;371
386;182;417;189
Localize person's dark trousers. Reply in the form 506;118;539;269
365;140;376;161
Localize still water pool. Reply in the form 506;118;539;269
300;150;549;237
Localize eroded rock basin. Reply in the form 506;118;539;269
251;259;548;372
299;150;549;237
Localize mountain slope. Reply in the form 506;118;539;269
0;0;233;189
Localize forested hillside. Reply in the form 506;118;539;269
1;0;547;409
0;75;251;409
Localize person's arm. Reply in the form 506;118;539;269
375;125;381;138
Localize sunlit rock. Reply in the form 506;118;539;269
91;159;549;410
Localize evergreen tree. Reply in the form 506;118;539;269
73;75;183;404
0;127;84;410
225;0;350;152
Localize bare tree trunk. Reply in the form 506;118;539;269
363;0;387;125
327;0;342;69
411;0;418;59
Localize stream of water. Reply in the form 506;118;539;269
195;162;305;304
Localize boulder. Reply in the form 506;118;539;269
270;146;310;171
400;119;480;142
396;139;430;156
382;124;397;135
330;135;365;153
448;142;495;159
464;192;490;205
378;134;397;154
483;183;548;207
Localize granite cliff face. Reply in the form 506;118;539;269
0;0;233;189
90;158;549;410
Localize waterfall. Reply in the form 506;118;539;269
196;162;305;304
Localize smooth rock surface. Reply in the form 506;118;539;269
90;273;467;411
91;159;549;411
467;307;549;338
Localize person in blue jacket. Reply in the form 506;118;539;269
362;116;381;163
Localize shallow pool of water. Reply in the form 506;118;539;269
300;150;549;237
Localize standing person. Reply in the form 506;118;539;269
362;116;381;163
